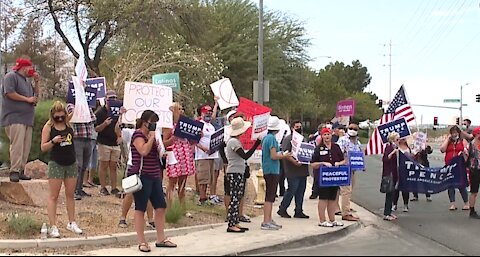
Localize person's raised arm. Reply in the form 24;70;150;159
133;131;156;157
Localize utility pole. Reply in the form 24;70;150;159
460;83;469;125
387;40;392;102
257;0;264;105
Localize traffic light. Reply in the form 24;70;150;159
433;117;438;126
476;94;480;103
456;117;460;125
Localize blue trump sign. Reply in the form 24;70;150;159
208;127;224;155
66;77;106;107
297;143;315;164
174;116;204;142
398;151;467;194
377;117;411;144
319;166;351;187
348;151;365;171
107;100;123;120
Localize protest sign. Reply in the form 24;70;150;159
319;166;351;187
336;99;355;117
70;76;93;123
251;113;270;140
152;73;181;92
377;117;411;144
297;143;315;164
123;82;173;128
210;78;239;110
107;99;123;121
236;97;271;149
290;131;304;159
413;132;427;154
348;151;365;171
209;127;225;155
398;151;467;194
174;115;204;142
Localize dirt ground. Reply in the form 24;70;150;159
0;173;262;240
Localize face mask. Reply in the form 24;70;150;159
451;135;459;141
462;125;467;130
27;68;36;77
347;129;358;137
203;114;212;122
295;128;303;134
326;124;333;130
147;123;157;132
391;143;397;149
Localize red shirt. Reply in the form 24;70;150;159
445;140;464;165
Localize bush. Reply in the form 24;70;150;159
6;213;41;237
166;200;184;224
1;100;56;163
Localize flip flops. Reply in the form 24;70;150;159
155;239;177;248
138;243;151;253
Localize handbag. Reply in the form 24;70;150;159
122;157;144;194
380;175;395;194
244;165;251;179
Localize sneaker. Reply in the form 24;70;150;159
332;221;344;227
19;173;31;180
309;194;318;200
119;220;128;228
261;222;280;230
74;193;82;201
49;226;61;238
100;188;110;196
410;198;419;202
67;222;83;234
80;190;91;197
270;220;282;229
392;205;397;212
294;213;310;219
9;172;20;183
110;188;120;195
319;221;334;227
277;210;292;218
426;197;433;202
403;207;409;213
146;221;156;230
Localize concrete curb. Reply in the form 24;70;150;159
0;223;224;250
230;222;362;256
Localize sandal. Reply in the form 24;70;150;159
449;206;458;211
239;215;251;223
155;239;177;248
462;206;470;211
383;215;395;221
138;243;151;253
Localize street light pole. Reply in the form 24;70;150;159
460;83;469;124
257;0;264;105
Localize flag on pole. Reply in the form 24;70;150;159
366;85;416;155
75;55;88;82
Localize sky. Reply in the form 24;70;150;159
254;0;480;125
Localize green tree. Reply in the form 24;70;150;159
322;60;372;93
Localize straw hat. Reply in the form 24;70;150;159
229;117;252;137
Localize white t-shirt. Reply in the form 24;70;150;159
195;121;219;160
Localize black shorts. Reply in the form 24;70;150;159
470;169;480;193
264;174;280;203
316;186;339;201
225;174;247;196
133;176;167;212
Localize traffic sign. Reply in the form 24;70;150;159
443;99;460;103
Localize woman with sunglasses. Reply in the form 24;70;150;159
40;101;82;238
163;103;196;207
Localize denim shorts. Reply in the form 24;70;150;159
133;176;167;212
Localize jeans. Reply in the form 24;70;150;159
384;192;394;216
393;189;409;206
448;187;469;203
279;176;307;214
74;139;95;193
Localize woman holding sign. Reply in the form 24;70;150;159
310;128;346;228
163;103;196;206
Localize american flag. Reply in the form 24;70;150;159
366;85;416;155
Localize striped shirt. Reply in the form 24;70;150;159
128;130;161;178
66;104;97;140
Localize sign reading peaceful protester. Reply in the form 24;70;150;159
152;73;181;92
336;99;356;117
70;76;93;123
398;151;466;194
237;97;271;149
174;115;204;142
291;131;304;160
210;78;239;110
107;100;123;120
123;82;173;128
319;166;351;187
209;127;225;155
251;113;270;140
377;117;411;144
66;77;107;107
297;143;315;164
349;151;365;170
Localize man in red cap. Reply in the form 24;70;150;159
1;58;40;182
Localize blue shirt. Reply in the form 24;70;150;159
262;133;281;175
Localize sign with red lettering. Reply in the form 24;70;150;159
123;81;173;128
236;97;271;149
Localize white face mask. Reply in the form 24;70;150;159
326;124;333;130
347;129;358;137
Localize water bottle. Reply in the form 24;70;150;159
40;223;48;240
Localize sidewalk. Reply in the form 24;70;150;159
87;179;361;256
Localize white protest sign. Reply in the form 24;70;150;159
291;131;304;160
210;78;239;110
413;132;427;154
251;113;270;140
123;82;173;128
275;119;291;144
70;76;93;123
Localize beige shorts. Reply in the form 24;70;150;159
196;159;214;185
98;144;121;162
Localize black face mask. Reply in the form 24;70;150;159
147;123;157;132
295;128;303;134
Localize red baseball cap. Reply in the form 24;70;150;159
200;105;213;114
321;128;332;135
473;127;480;137
12;58;33;71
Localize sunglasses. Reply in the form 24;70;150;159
348;128;358;131
53;115;66;120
